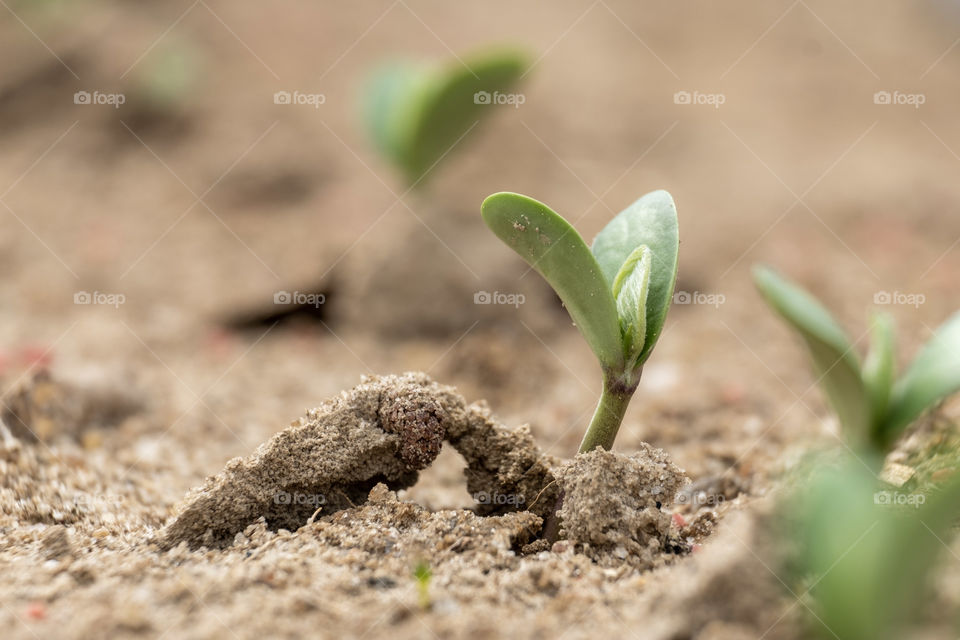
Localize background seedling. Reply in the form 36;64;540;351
481;190;679;452
786;456;960;640
364;49;527;187
754;265;960;455
413;561;432;610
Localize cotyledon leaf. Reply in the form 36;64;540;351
591;190;679;365
363;62;429;171
364;50;527;186
883;311;960;441
612;245;652;371
481;192;624;371
862;312;895;436
753;266;871;444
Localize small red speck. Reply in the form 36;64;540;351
672;513;687;528
720;384;745;405
17;345;52;369
204;329;236;359
25;602;46;620
691;544;702;554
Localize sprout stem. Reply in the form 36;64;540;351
578;372;639;453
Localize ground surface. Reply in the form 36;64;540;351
2;1;960;638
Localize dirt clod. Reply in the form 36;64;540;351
160;372;558;549
445;403;560;522
378;386;445;469
1;369;143;444
161;373;455;548
556;445;689;568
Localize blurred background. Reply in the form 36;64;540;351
2;0;959;502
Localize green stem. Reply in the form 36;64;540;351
578;373;639;453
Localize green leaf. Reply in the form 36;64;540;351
364;50;527;186
883;311;960;440
798;459;960;640
481;192;624;371
862;312;895;436
752;266;871;444
591;190;679;364
612;245;652;371
364;62;428;171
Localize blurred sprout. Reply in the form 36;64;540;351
790;456;960;640
129;39;202;113
363;48;527;187
754;265;960;454
413;561;432;610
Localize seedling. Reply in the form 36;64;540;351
364;49;527;187
753;266;960;453
413;561;432;610
481;190;679;453
790;456;960;640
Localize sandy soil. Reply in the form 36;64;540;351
2;1;960;638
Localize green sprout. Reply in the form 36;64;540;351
481;190;680;453
364;49;527;187
753;265;960;454
413;561;432;610
790;457;960;640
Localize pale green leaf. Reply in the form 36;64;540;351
591;190;679;364
481;192;623;370
753;266;871;444
612;245;652;370
883;311;960;440
862;312;895;437
364;50;526;186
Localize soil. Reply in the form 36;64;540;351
3;1;960;639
